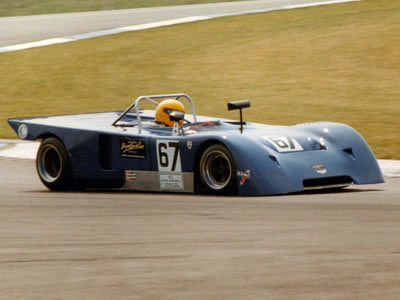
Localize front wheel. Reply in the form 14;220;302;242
36;137;73;191
199;144;236;194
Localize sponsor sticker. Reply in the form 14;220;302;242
237;170;250;185
120;139;146;159
160;174;184;190
125;170;137;181
312;164;327;174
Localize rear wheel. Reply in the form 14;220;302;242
36;137;74;191
199;144;236;194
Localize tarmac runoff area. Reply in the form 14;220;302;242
0;139;399;178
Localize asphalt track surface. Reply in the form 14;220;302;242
1;157;400;299
0;0;355;47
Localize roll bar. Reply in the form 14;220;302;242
112;93;197;133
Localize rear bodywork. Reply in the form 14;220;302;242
8;95;384;195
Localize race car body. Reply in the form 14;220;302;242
8;93;384;195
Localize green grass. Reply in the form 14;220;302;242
1;0;399;159
0;0;248;17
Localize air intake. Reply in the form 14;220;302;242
303;176;353;190
343;147;355;159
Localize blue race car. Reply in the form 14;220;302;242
8;93;384;195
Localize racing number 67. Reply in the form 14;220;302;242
269;136;296;149
264;136;304;152
157;141;181;172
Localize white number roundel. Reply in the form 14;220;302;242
263;136;304;153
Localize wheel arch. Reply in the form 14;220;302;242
36;133;72;159
36;132;62;143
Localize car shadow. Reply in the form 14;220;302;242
26;186;385;198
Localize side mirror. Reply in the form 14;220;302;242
227;100;250;111
227;100;250;133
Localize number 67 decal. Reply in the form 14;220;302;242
156;140;182;172
263;136;304;152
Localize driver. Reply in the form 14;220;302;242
155;99;185;127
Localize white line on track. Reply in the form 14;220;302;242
0;0;359;53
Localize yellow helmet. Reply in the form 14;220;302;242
155;99;185;127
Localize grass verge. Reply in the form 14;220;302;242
1;0;399;158
0;0;248;17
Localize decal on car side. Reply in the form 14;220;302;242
237;170;250;185
159;174;184;190
156;140;184;190
120;139;146;159
263;136;304;153
125;170;137;181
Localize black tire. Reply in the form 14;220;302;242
36;137;73;191
198;144;236;194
